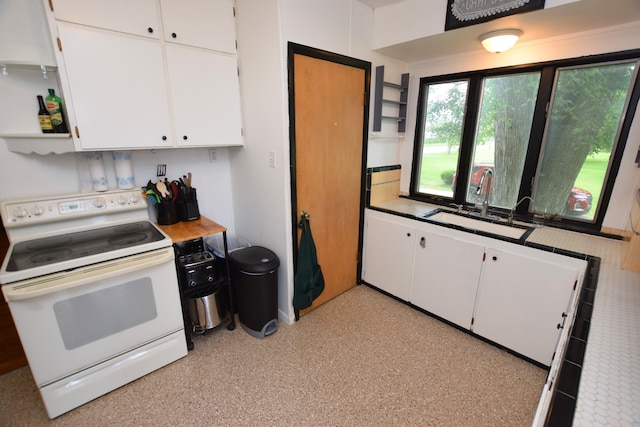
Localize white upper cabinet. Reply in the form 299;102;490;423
57;23;173;150
160;0;236;53
166;45;243;147
26;0;244;151
51;0;237;53
50;0;161;39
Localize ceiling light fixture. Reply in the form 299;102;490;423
479;29;522;53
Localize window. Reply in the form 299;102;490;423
411;52;640;230
467;72;540;209
532;61;637;220
415;80;469;197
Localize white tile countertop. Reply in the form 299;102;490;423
527;227;640;426
369;198;640;426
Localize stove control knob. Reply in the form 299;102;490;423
189;280;197;287
130;194;140;204
117;195;128;205
12;207;28;219
207;275;214;283
32;205;45;216
94;198;106;208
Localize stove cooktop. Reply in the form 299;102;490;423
4;221;166;273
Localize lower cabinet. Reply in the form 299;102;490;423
471;248;579;366
362;209;586;367
411;228;484;329
362;210;416;301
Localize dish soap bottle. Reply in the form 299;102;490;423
45;89;69;133
37;95;54;133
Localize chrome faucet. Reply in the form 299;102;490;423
508;196;533;225
476;168;493;218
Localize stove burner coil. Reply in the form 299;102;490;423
113;223;145;233
29;248;74;264
108;232;148;247
26;236;73;251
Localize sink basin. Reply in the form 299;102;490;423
426;211;529;239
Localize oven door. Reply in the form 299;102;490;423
2;246;184;387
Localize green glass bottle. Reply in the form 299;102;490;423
45;88;69;133
37;95;54;133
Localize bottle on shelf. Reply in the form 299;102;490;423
37;95;54;134
45;88;69;133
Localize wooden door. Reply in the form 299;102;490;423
290;46;369;315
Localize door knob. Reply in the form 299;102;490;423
420;236;426;248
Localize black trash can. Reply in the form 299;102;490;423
229;246;280;339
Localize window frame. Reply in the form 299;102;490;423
409;49;640;233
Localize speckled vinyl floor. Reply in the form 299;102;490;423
0;285;546;426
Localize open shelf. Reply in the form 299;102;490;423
1;133;75;154
373;65;409;133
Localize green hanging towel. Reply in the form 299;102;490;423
293;214;325;312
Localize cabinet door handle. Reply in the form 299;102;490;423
406;232;411;237
420;236;426;248
148;27;154;34
183;135;188;140
492;256;498;261
162;136;167;141
172;32;177;38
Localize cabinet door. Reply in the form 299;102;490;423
472;248;578;366
160;0;236;53
362;212;416;301
410;229;485;329
166;45;243;147
50;0;160;39
57;23;172;149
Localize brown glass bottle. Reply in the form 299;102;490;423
37;95;54;133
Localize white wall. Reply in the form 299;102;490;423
232;0;292;322
399;22;640;231
233;0;408;324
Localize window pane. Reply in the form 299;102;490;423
416;80;469;197
532;61;638;220
466;73;540;209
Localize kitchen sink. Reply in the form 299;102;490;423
424;211;530;240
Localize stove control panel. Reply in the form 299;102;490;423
1;189;147;228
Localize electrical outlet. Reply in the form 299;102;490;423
209;149;217;162
269;151;276;168
156;164;166;177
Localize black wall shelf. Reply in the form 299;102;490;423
373;65;409;133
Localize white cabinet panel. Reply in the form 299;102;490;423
362;211;416;301
51;0;161;39
472;248;578;366
57;23;172;149
160;0;236;53
411;228;485;329
166;46;243;147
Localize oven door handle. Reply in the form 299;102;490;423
3;248;174;301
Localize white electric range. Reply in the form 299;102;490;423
0;189;187;419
